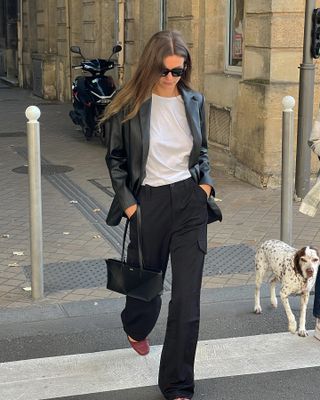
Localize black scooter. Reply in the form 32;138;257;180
69;44;122;144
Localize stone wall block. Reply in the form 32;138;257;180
167;1;193;17
57;42;65;57
246;14;271;48
205;0;225;72
243;48;271;81
56;0;65;8
271;1;309;13
37;29;45;49
43;60;57;99
100;1;115;56
264;117;285;155
247;0;302;13
36;0;44;10
204;73;241;109
271;14;304;48
57;7;66;24
166;19;194;44
36;10;45;26
231;82;267;173
246;0;271;13
125;42;136;66
83;23;96;42
69;0;81;48
204;43;225;73
270;49;301;82
232;111;265;173
139;0;161;46
314;66;320;83
83;1;95;21
125;20;135;44
57;57;70;101
57;25;66;41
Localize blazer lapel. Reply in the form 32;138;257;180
181;88;202;167
138;97;152;182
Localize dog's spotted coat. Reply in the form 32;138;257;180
254;239;319;337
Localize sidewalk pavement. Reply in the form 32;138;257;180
1;82;320;310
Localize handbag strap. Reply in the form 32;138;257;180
121;206;144;269
136;206;144;269
121;220;129;263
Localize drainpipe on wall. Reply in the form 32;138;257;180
65;0;72;100
116;0;125;86
17;0;23;87
160;0;167;30
295;0;316;198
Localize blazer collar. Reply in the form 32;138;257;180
180;87;201;145
179;86;198;105
138;87;199;129
138;97;152;183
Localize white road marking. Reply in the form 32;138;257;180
1;332;320;400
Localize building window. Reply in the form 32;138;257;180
226;0;244;73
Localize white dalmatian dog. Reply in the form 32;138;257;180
254;239;319;337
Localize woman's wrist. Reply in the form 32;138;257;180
199;184;212;198
125;204;138;219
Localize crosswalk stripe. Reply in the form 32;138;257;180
1;331;320;400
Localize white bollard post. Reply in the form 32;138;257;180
281;96;295;245
25;106;44;300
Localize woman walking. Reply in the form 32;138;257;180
102;30;221;400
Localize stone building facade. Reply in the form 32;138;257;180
1;0;320;187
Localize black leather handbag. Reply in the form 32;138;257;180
105;206;163;301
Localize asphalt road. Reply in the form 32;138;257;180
1;286;319;400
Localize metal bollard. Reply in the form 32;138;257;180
281;96;295;245
25;106;44;300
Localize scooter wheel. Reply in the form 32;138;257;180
98;125;107;147
82;126;93;140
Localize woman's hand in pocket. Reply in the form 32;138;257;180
125;204;138;219
199;184;211;199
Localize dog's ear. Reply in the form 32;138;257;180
310;246;320;263
293;248;305;275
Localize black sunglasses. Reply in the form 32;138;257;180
160;67;186;77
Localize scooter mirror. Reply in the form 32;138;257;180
112;45;122;54
70;46;81;54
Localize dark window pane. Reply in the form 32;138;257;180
6;0;18;20
229;0;244;67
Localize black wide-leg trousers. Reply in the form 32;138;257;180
121;177;208;400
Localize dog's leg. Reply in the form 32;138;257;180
254;248;265;314
280;288;297;334
270;276;278;308
298;292;309;337
254;285;262;314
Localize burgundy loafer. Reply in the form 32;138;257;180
127;336;150;356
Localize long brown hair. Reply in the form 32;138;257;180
100;30;192;123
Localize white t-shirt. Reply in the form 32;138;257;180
142;93;193;187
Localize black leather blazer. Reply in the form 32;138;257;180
105;86;222;226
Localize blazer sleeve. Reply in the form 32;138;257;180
198;94;215;196
308;107;320;159
105;111;137;212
